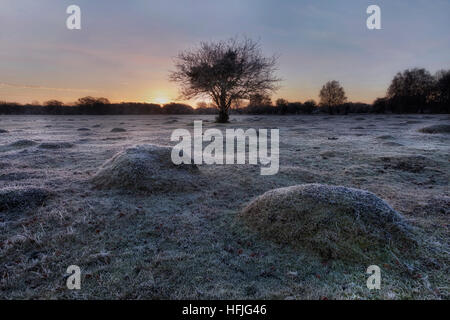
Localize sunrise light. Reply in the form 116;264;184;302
152;97;170;105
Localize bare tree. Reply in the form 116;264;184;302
319;80;347;115
170;37;280;122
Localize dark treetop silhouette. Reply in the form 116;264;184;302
169;37;280;123
388;68;437;114
319;80;347;115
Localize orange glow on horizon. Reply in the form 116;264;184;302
152;97;170;105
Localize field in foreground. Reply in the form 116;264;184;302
0;114;448;299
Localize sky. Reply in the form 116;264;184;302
0;0;449;105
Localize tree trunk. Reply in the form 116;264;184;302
216;105;229;123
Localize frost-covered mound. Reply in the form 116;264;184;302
0;186;52;212
0;140;37;152
9;140;37;148
38;142;74;149
91;144;199;192
111;128;127;132
418;124;450;134
240;184;415;262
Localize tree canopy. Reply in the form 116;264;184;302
319;80;347;114
170;37;280;122
387;68;435;113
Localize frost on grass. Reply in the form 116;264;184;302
0;186;51;212
418;124;450;134
240;183;416;263
383;142;404;147
91;144;199;192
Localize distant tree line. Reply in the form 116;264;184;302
373;68;450;113
1;68;448;115
0;97;200;115
0;97;373;115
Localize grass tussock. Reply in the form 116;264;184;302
0;186;52;212
418;124;450;134
38;142;74;149
91;144;199;192
9;140;38;148
239;184;416;263
111;128;127;133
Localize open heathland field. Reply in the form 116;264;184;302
0;114;448;299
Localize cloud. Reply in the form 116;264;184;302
0;82;97;93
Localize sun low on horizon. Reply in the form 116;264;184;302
151;97;171;105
